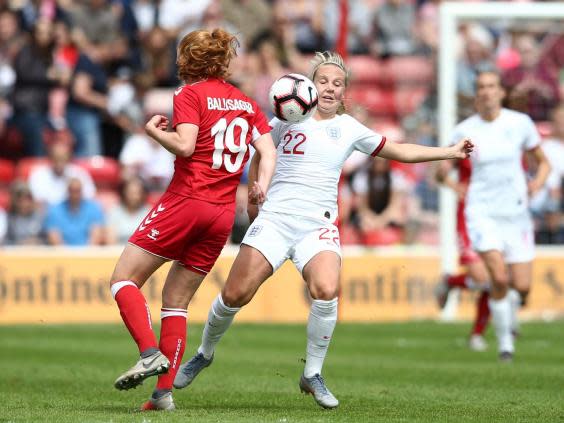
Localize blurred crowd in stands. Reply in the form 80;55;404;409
0;0;563;247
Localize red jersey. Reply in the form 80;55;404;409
456;157;479;264
456;157;472;219
169;78;270;206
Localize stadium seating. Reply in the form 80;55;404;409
381;56;434;85
0;188;9;210
0;159;16;187
348;55;434;86
74;156;121;190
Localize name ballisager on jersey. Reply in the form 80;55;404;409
207;97;254;113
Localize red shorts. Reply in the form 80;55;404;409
129;192;235;274
457;204;480;265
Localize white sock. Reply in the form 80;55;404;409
488;294;514;353
198;294;240;359
304;298;338;378
507;289;521;333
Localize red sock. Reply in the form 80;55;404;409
471;291;490;335
112;281;158;353
156;309;187;390
447;273;468;289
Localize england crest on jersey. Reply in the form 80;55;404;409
326;126;341;140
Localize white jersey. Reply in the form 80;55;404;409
452;108;540;218
262;114;386;221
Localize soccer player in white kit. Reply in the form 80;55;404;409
451;71;551;361
174;51;474;408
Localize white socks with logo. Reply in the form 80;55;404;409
304;298;338;378
198;294;240;360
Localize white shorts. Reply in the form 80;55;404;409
466;212;534;263
241;211;342;274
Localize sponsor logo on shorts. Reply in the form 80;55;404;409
148;228;160;241
248;225;263;237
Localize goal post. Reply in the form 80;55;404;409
438;2;564;319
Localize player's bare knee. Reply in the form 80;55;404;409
221;286;250;308
309;284;339;301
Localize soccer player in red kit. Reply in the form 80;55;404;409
109;28;276;411
435;158;491;351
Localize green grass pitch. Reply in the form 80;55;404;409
1;321;563;422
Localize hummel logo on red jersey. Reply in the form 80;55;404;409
139;203;166;231
148;228;160;240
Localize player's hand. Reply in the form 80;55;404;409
248;181;266;205
145;115;169;134
451;138;474;159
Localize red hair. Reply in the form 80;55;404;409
176;28;239;82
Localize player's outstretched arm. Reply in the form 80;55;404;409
378;138;473;163
145;115;198;157
249;133;277;205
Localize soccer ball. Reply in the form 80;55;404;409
269;73;318;123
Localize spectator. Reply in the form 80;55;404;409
324;0;372;55
106;177;150;245
12;17;70;156
5;180;45;245
136;26;178;89
68;0;127;66
157;0;211;41
65;49;109;157
0;9;23;149
456;24;495;119
417;0;440;54
371;0;418;58
0;9;26;65
44;177;105;246
221;0;272;46
352;157;405;245
540;34;564;92
29;141;96;206
19;0;68;31
119;130;174;192
49;18;79;130
273;0;326;54
503;34;560;122
246;33;290;117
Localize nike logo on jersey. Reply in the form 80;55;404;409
174;87;183;96
139;203;166;231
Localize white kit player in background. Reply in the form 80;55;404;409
173;51;473;409
452;70;551;362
